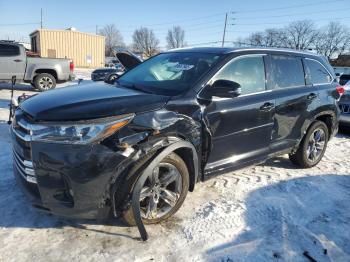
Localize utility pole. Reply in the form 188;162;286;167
40;8;43;29
222;12;228;47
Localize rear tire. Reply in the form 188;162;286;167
34;73;56;91
289;121;329;168
123;152;189;226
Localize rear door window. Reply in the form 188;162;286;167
212;55;266;95
304;58;332;85
270;55;305;88
0;44;20;57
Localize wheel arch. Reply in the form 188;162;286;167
130;139;199;240
110;137;199;216
294;111;337;153
315;113;335;139
33;69;58;81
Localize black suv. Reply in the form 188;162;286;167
11;48;339;228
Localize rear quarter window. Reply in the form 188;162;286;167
270;55;305;88
304;58;333;85
0;44;20;57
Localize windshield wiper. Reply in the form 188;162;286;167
116;81;154;94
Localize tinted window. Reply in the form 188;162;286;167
270;55;305;88
0;44;20;57
340;75;350;86
212;55;266;95
304;59;332;85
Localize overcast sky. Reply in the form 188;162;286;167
0;0;349;47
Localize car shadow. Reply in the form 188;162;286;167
205;174;350;261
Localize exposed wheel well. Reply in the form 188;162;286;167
174;147;197;192
34;69;57;81
315;114;333;139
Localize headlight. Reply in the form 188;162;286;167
30;114;134;144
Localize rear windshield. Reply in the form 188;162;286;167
117;52;223;96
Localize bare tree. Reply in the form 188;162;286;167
132;27;160;57
244;20;350;57
282;20;318;50
264;29;286;47
315;21;350;59
98;24;125;56
246;29;285;48
166;26;186;49
247;32;264;47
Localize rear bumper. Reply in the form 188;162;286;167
69;74;75;81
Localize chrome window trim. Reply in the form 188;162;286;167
211;89;273;101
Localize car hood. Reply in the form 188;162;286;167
20;82;169;121
116;51;142;71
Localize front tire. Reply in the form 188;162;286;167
289;121;329;168
123;152;189;226
34;73;56;91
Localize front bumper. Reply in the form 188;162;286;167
10;114;130;219
91;73;107;81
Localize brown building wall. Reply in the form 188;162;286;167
30;29;105;68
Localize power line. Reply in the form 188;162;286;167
235;6;350;20
125;12;231;27
0;22;40;26
235;0;346;13
235;16;350;26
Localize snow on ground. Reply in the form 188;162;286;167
0;69;350;261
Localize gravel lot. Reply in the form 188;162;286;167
0;70;349;261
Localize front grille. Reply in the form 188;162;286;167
339;103;350;114
13;149;36;183
11;110;37;184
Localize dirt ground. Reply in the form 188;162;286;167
0;71;349;262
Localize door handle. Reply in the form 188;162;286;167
14;59;22;62
307;93;317;100
260;102;275;111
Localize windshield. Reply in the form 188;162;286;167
117;52;223;96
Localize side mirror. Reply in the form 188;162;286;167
203;80;242;98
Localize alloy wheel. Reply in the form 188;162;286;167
39;77;53;90
306;128;326;163
139;162;182;219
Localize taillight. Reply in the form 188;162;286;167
69;61;74;72
336;86;345;95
